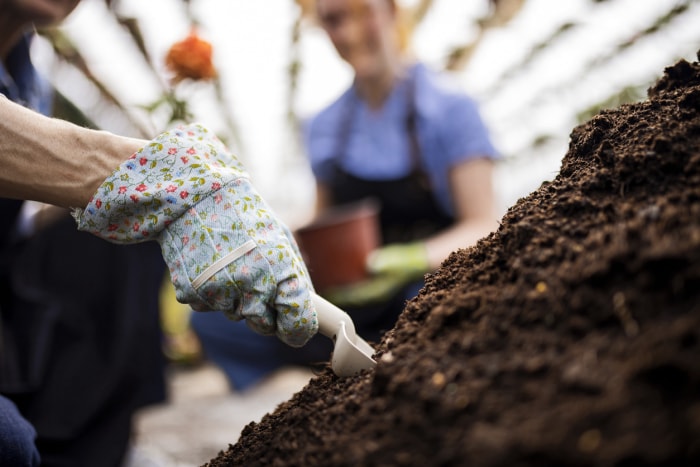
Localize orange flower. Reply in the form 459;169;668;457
165;29;217;83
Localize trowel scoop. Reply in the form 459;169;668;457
313;293;377;377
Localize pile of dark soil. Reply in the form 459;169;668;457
205;53;700;466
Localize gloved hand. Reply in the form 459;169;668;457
323;242;429;307
72;124;317;347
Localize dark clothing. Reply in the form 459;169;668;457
328;165;453;245
0;32;51;467
1;216;167;467
0;395;40;467
1;32;167;467
319;161;449;346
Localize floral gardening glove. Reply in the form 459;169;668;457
72;124;317;347
323;242;429;307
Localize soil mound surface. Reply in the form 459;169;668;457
206;52;700;466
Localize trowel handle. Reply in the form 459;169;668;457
312;294;357;341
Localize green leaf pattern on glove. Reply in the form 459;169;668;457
73;124;317;347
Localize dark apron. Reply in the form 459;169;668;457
324;76;454;337
329;76;453;248
0;213;167;467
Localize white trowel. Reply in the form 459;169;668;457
313;293;377;377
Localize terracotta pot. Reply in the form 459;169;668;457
295;200;381;293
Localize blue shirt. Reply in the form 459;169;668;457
0;32;53;115
304;63;499;216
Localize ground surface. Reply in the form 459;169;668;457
205;53;700;466
125;364;313;467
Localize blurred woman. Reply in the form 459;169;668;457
303;0;500;320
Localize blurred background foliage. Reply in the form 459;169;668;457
33;0;700;222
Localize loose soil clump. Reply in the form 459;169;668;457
205;53;700;466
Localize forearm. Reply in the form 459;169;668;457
421;157;499;270
423;218;498;270
0;96;146;208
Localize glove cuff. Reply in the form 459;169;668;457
72;123;248;243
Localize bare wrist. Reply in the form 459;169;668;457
74;128;145;207
0;98;146;208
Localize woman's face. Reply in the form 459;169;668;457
4;0;81;27
317;0;399;81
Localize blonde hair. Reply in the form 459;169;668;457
395;4;413;52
